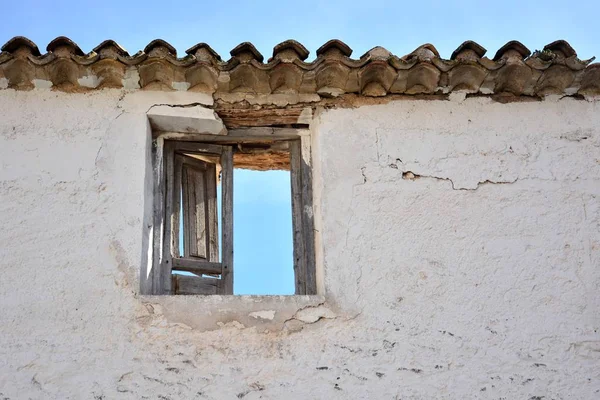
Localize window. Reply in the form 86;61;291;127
150;137;316;296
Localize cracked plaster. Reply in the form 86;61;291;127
0;89;599;399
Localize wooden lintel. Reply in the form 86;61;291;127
228;127;307;138
156;127;309;143
217;108;308;128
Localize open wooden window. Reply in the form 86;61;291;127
151;138;315;296
154;142;234;295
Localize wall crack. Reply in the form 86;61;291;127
282;302;336;330
145;102;213;114
402;170;518;190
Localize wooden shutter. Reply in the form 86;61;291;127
179;155;218;262
290;138;317;295
162;142;234;295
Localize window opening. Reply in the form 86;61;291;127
153;138;315;296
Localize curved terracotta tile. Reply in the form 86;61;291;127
47;36;85;57
144;39;177;57
405;63;441;94
93;40;130;58
315;61;350;97
228;63;270;93
402;44;440;62
90;59;127;89
578;63;600;96
0;36;596;98
535;65;575;95
269;63;303;93
1;36;41;57
451;41;487;61
447;63;488;93
565;56;595;71
493;63;535;95
47;58;82;90
544;40;577;58
272;40;309;61
185;63;218;93
316;39;352;58
493;41;531;61
186;43;222;62
360;46;392;61
230;42;264;63
2;58;36;89
359;60;396;96
139;59;175;91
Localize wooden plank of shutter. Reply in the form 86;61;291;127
221;146;234;294
151;139;168;295
178;155;217;262
206;162;219;262
182;162;208;259
161;141;175;294
172;274;219;295
172;258;222;275
300;136;317;295
172;155;182;258
290;138;317;295
290;140;306;295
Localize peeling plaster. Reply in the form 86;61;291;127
448;91;467;103
122;67;140;90
171;81;191;91
32;79;52;89
292;304;336;323
78;75;102;89
248;310;276;320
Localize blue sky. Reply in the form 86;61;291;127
230;170;293;295
2;0;599;61
2;1;597;294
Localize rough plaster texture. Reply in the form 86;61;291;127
0;89;599;399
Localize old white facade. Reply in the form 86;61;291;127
1;37;599;399
1;89;598;399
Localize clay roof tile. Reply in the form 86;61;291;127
493;40;531;61
316;39;352;57
451;40;487;60
400;44;440;63
185;42;222;61
1;36;41;56
272;40;310;61
543;40;577;58
361;46;392;60
144;39;177;56
0;36;596;97
93;40;129;57
46;36;84;56
230;42;264;62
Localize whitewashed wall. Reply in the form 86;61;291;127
0;89;598;399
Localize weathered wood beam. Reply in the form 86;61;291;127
172;275;219;295
217;108;309;128
172;258;222;275
220;146;234;295
154;127;308;142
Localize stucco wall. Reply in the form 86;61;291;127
0;89;598;399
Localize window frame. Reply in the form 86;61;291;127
150;134;316;296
